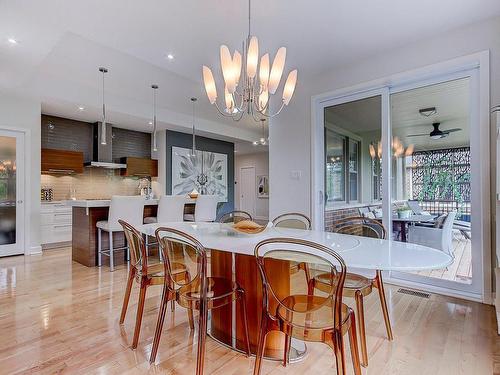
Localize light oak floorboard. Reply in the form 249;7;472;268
0;247;497;374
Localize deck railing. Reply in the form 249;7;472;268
418;200;471;221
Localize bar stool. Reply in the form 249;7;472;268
97;195;145;271
144;195;186;262
184;194;218;222
144;195;186;224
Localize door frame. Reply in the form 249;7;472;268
0;128;26;256
311;51;491;303
239;166;256;218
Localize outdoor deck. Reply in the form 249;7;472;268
414;235;472;283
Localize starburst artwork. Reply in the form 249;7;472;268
171;146;228;202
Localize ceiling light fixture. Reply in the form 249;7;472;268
151;84;159;152
253;118;269;146
7;38;18;45
98;67;108;145
190;97;198;156
78;106;85;111
167;53;174;60
202;0;297;122
419;107;437;117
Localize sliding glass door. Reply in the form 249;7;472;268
389;74;482;295
313;68;483;298
322;94;385;231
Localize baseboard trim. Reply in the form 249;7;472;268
384;277;484;303
29;245;42;255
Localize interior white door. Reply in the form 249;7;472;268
239;167;256;218
0;129;25;257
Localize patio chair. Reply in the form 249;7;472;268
407;211;457;256
407;200;431;216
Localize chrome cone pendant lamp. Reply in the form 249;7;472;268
190;97;198;157
202;0;298;122
151;84;159;152
99;67;108;145
253;118;268;145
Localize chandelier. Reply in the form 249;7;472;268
202;0;298;122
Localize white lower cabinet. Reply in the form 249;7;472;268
41;202;72;247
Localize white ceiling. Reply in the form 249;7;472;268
325;77;470;151
0;0;498;143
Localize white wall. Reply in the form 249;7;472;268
0;90;41;254
269;16;500;290
271;16;500;216
235;152;269;220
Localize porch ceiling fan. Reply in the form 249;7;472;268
407;122;462;140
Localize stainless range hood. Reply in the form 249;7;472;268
85;122;126;169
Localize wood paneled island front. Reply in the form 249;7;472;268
66;199;195;267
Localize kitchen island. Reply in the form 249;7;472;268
66;198;195;267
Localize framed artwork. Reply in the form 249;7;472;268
257;175;269;198
171;146;228;202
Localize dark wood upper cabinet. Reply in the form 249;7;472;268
41;115;93;163
120;157;158;177
41;148;84;174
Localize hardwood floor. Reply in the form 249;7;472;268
0;247;497;374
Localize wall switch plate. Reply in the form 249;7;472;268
290;170;302;180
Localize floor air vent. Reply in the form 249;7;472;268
397;288;431;299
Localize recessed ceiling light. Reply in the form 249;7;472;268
166;53;174;60
78;106;85;111
7;38;18;45
149;121;153;125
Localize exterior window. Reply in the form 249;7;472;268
325;129;360;204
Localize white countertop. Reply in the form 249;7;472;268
138;222;453;272
64;197;196;208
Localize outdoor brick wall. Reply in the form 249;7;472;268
324;204;382;232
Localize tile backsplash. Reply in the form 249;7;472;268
41;168;156;200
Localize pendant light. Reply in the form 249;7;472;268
253;118;269;146
151;84;159;152
189;97;199;199
191;97;198;156
98;67;108;145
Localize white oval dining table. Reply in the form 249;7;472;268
139;222;453;271
138;221;453;361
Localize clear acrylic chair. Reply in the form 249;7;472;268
150;227;251;375
253;237;361;375
219;210;253;223
312;216;393;367
118;220;189;349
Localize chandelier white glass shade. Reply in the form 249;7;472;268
151;84;158;152
202;0;297;122
98;67;108;145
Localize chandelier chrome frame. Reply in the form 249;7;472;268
202;0;297;122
